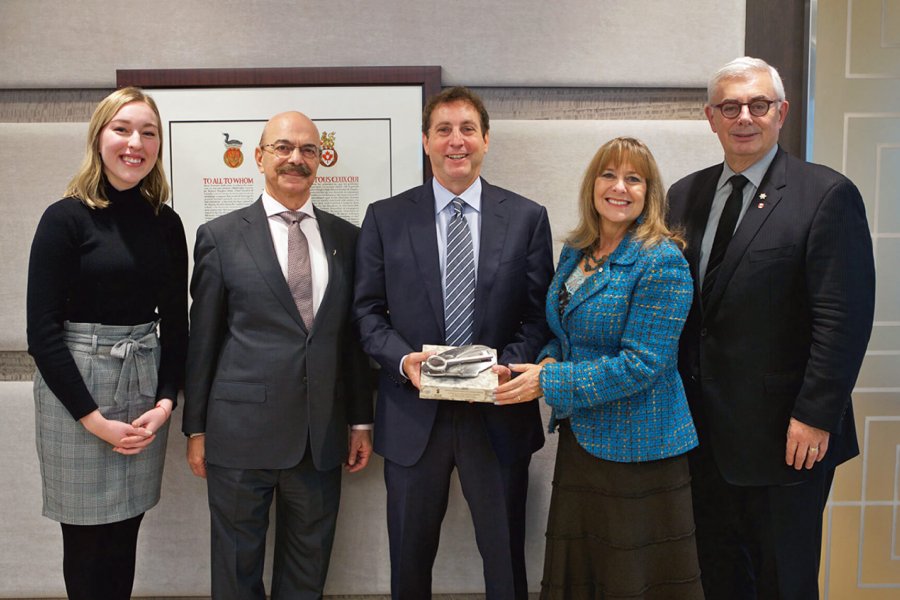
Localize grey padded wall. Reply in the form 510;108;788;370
0;0;744;88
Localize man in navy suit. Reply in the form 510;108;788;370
353;87;554;599
667;57;875;599
184;111;373;599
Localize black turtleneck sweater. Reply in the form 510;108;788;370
26;184;188;421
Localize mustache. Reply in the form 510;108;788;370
277;163;312;177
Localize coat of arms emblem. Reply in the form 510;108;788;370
222;133;244;168
319;131;338;167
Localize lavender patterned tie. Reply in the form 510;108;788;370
277;211;315;328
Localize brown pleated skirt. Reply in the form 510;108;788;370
540;422;704;600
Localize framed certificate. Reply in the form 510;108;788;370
117;66;440;252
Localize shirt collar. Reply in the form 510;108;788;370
262;191;316;220
432;177;482;215
717;144;778;192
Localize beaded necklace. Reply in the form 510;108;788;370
582;250;609;272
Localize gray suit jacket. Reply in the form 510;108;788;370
183;198;372;471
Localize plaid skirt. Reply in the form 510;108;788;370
540;422;703;600
34;321;169;525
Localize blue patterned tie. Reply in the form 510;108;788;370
444;198;475;346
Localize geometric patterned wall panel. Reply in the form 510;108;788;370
848;0;900;77
815;0;900;597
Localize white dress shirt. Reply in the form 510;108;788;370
262;192;328;316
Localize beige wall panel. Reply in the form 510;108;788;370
831;393;900;502
873;238;900;322
887;0;900;45
868;325;900;352
824;505;900;599
482;119;724;257
0;123;87;351
813;0;900;595
843;115;900;231
857;343;900;388
824;394;900;596
848;0;900;77
859;505;900;585
0;0;744;88
858;417;900;502
876;146;900;232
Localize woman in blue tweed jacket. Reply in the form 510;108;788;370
496;137;703;599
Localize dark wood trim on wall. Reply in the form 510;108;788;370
745;0;809;159
117;65;442;113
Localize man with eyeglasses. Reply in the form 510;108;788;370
183;111;373;599
666;57;875;599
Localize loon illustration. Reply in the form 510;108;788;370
223;133;242;147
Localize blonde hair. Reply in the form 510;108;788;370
566;137;684;251
65;87;169;212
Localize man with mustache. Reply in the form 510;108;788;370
183;111;373;599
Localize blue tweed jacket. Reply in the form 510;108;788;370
538;234;698;462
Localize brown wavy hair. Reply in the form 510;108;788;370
422;86;490;135
566;136;684;251
64;87;169;213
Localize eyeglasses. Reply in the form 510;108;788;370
261;143;321;159
711;99;780;119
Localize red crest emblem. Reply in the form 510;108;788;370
319;131;338;168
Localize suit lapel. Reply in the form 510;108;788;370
704;148;787;314
683;166;722;289
240;197;307;332
563;235;639;319
407;183;445;333
473;180;509;338
313;207;342;333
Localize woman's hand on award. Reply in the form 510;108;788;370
493;362;545;405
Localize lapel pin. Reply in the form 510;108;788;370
332;249;337;256
757;193;767;208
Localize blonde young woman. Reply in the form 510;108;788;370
26;87;187;599
496;137;703;599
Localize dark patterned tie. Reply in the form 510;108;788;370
444;198;475;346
277;211;315;328
702;174;749;306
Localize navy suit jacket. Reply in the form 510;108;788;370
353;178;554;466
183;198;372;471
667;147;875;486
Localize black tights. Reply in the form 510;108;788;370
60;513;144;600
